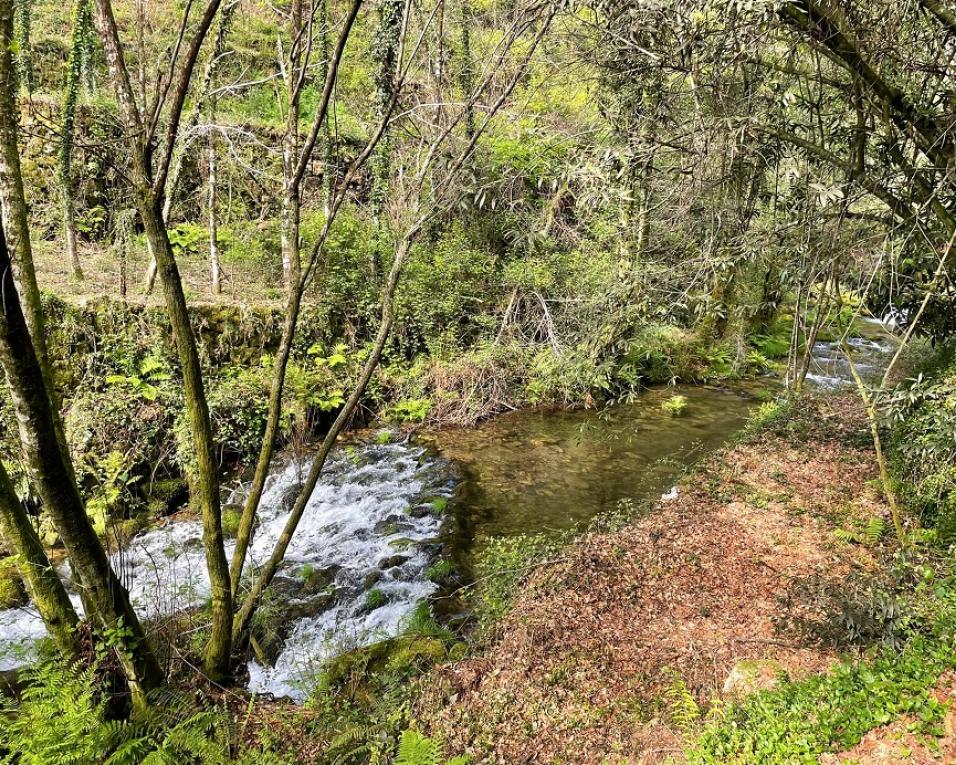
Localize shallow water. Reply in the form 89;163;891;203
427;385;760;545
0;446;454;700
805;318;896;390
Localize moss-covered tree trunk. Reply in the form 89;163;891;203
369;0;405;279
207;100;221;295
93;0;233;681
280;0;304;293
60;0;95;283
0;1;55;388
0;220;163;703
0;461;79;661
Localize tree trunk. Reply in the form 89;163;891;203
93;0;233;681
280;0;303;292
458;0;474;139
139;196;233;681
0;1;55;389
0;221;162;704
0;460;80;661
64;198;83;280
207;111;221;295
61;0;94;283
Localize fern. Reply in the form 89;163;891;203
392;730;469;765
0;660;279;764
395;731;441;765
834;527;859;544
862;517;887;545
661;667;700;732
835;517;887;546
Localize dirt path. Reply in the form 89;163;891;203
422;395;893;764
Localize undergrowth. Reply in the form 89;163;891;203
680;555;956;764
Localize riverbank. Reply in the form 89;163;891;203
416;392;956;763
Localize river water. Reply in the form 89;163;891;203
0;325;896;700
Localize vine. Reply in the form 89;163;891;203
13;0;33;92
60;0;96;280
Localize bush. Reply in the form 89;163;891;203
887;344;956;542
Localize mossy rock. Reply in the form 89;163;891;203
722;659;788;699
318;635;448;694
301;564;341;595
0;557;27;609
146;478;189;517
378;554;411;570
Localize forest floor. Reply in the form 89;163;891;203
419;393;954;764
33;240;286;307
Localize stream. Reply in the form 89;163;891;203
0;324;897;700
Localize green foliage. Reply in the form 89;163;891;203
167;224;206;258
366;588;388;610
834;517;886;547
661;668;700;732
752;332;790;360
425;559;454;584
680;565;956;764
887;345;956;543
389;397;432;424
394;730;469;765
473;533;561;629
82;450;139;534
661;394;688;416
743;399;792;436
0;661;285;765
0;661;109;765
105;355;172;403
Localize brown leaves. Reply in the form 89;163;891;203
422;395;886;764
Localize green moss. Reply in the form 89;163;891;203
365;588;388;610
221;505;243;538
0;557;27;609
426;559;455;584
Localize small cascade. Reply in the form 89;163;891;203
0;442;454;701
806;320;895;389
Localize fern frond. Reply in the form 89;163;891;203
395;730;441;765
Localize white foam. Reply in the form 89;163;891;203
0;443;451;701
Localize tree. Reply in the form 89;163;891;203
60;0;96;282
92;0;234;681
0;215;163;706
0;459;79;662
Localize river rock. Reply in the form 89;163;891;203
301;564;342;595
722;659;787;699
378;554;411;570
